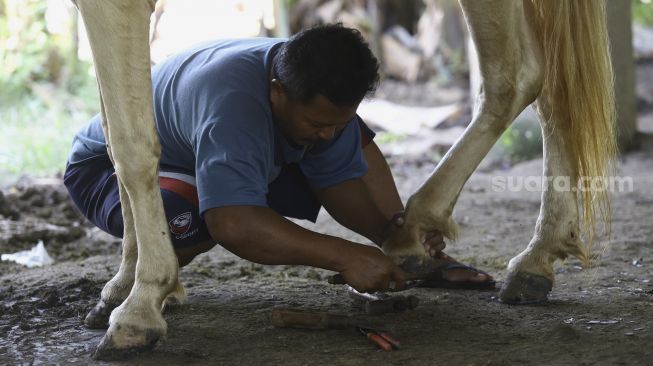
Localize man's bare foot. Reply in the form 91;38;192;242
431;251;493;284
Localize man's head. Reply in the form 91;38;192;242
270;23;380;146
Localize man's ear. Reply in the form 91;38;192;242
270;79;284;105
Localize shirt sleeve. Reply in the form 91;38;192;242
299;115;369;189
68;114;109;164
193;94;273;215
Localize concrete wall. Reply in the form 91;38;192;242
607;0;637;151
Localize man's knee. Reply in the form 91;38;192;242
159;181;210;240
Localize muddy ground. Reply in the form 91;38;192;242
2;63;653;365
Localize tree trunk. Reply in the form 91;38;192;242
273;0;290;38
376;0;422;33
606;0;636;151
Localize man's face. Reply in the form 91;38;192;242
270;80;358;147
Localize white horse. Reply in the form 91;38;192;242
72;0;182;359
72;0;615;358
383;0;615;304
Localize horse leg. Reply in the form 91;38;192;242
499;0;616;303
499;102;583;303
85;111;186;326
84;151;137;328
84;173;187;327
383;0;543;265
74;0;179;358
84;99;136;328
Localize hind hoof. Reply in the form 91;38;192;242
499;271;552;304
163;281;187;310
85;300;120;329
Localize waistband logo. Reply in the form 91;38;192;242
169;212;192;235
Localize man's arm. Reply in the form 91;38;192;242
359;141;405;218
204;205;405;292
313;141;404;246
314;178;390;246
316;141;446;255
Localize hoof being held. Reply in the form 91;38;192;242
499;271;552;304
394;255;496;291
92;322;163;361
393;255;431;273
84;300;120;329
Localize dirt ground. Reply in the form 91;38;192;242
2;63;653;365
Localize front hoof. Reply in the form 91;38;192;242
85;300;120;329
92;323;162;361
499;271;552;304
393;255;431;273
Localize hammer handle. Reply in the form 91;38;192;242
328;273;426;286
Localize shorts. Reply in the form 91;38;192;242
63;119;375;249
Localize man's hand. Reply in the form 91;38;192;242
206;206;408;292
337;244;406;293
387;212;446;257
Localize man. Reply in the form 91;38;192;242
64;24;492;293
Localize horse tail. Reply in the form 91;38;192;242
530;0;617;256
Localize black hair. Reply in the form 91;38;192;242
272;23;380;107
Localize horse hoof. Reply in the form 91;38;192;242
85;300;120;329
91;323;162;360
393;255;431;273
163;281;188;309
92;336;157;361
499;271;552;304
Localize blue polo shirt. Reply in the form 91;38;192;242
68;38;368;215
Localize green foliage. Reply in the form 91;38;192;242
0;0;88;101
0;81;99;185
633;0;653;26
1;0;49;96
0;0;99;184
498;116;543;164
375;132;406;144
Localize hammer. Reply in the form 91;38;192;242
346;285;420;315
270;308;387;331
327;273;429;289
